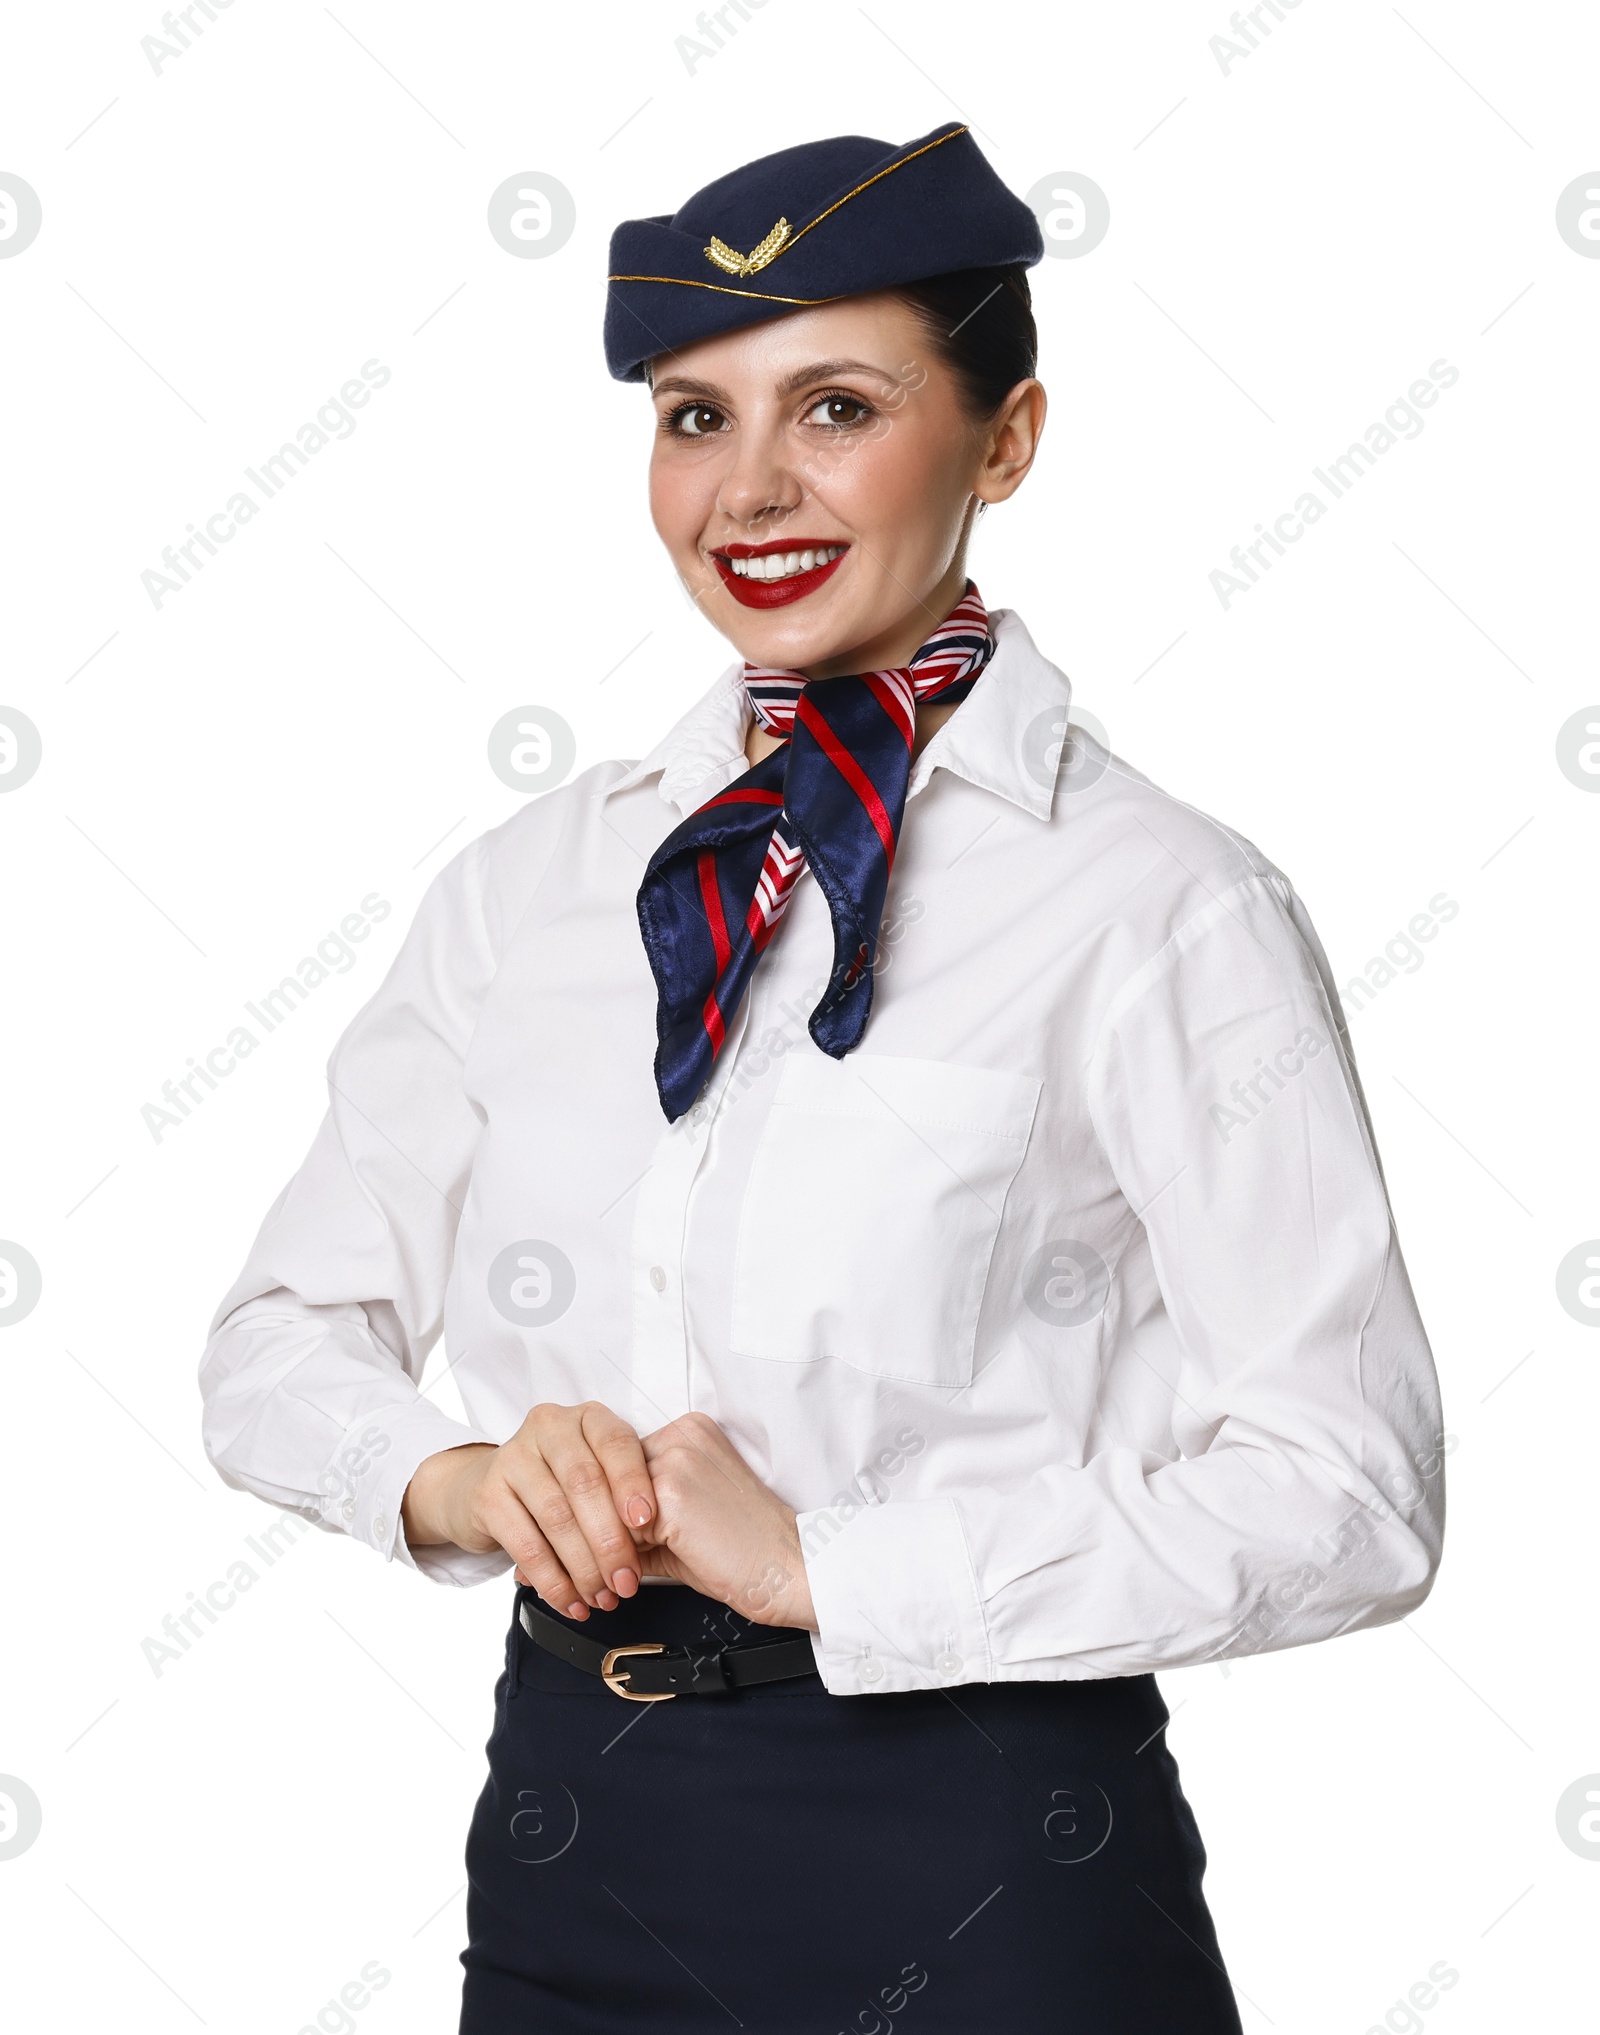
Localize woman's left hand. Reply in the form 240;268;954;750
634;1413;817;1632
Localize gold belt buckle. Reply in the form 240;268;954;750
600;1642;675;1702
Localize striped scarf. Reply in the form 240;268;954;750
637;584;992;1120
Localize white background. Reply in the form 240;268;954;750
3;2;1597;2029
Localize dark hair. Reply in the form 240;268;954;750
893;265;1038;419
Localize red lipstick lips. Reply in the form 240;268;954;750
711;538;849;609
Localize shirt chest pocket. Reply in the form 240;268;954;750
728;1052;1042;1388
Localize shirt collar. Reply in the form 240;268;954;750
600;607;1072;823
602;660;754;818
907;607;1069;820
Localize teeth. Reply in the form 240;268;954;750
726;545;844;581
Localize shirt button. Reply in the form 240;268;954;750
936;1651;964;1676
859;1656;884;1686
648;1265;667;1293
340;1498;356;1521
372;1514;387;1544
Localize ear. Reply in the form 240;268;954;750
974;379;1046;505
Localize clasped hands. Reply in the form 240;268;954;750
400;1404;818;1632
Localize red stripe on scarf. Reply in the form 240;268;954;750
865;672;915;748
795;693;898;863
744;894;779;949
703;788;785;808
697;850;732;972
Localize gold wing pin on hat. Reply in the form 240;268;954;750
703;216;792;277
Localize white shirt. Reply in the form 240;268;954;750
199;609;1445;1696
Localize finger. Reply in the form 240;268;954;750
642;1410;749;1493
580;1403;657;1548
542;1411;650;1599
512;1457;621;1610
637;1544;695;1587
515;1411;627;1607
480;1487;588;1621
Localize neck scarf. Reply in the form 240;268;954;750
636;584;993;1120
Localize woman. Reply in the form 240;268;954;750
200;122;1444;2032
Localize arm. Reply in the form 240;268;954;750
198;836;502;1581
198;820;655;1605
799;873;1446;1694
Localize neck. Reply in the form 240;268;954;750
741;553;983;769
799;551;973;681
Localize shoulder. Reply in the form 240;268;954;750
1075;743;1325;1008
1069;732;1287;914
988;614;1321;1006
426;759;644;957
991;609;1294;934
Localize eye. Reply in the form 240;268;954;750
667;402;728;437
803;391;873;428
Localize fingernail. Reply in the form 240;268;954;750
596;1589;619;1612
613;1568;639;1598
627;1496;653;1528
566;1602;587;1620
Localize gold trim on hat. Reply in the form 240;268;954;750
608;274;841;305
611;123;971;301
778;124;968;259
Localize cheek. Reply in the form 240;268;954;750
818;428;968;550
649;453;717;557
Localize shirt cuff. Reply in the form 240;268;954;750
798;1496;990;1694
316;1397;510;1588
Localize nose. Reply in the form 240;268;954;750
714;413;806;537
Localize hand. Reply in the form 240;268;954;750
634;1412;817;1632
400;1403;656;1620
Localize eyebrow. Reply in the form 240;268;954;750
650;357;899;404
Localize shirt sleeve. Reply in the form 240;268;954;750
801;872;1446;1693
199;831;513;1587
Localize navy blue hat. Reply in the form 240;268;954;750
604;120;1043;382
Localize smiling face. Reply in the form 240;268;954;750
646;291;1044;679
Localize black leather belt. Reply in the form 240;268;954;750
518;1595;817;1700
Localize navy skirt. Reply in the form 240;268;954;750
460;1585;1243;2033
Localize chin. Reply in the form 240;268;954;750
724;606;859;670
726;584;923;679
688;575;851;670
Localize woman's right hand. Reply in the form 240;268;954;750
399;1402;656;1619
